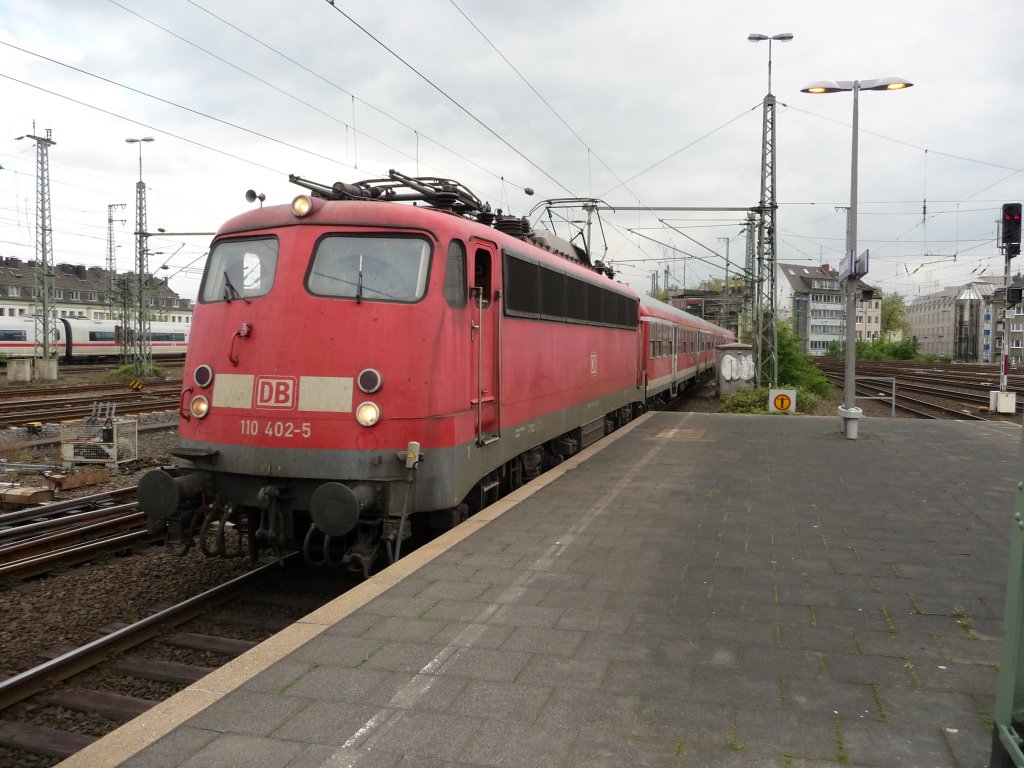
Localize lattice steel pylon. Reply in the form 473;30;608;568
754;93;779;387
133;179;153;376
20;130;56;360
741;212;756;344
106;203;125;322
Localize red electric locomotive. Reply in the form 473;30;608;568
140;171;732;576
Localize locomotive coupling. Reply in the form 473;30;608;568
139;468;210;522
309;482;376;537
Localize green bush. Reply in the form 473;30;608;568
777;325;830;397
855;337;919;360
721;387;771;413
720;385;821;415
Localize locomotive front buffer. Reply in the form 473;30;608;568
138;441;424;578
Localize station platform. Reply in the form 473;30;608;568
61;412;1021;768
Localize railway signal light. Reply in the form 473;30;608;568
1008;286;1024;307
1003;202;1022;257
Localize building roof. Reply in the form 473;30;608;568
777;262;873;293
0;257;185;301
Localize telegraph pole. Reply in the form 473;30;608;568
18;129;56;361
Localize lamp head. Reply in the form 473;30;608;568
801;78;913;94
863;77;913;91
748;32;793;42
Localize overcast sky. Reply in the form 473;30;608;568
1;0;1022;303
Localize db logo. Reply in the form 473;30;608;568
254;376;296;409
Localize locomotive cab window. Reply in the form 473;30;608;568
444;239;467;308
201;237;278;303
308;235;430;302
473;249;491;308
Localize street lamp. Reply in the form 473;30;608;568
801;77;913;438
747;33;793;94
125;137;154;181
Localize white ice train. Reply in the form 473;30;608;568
0;316;189;361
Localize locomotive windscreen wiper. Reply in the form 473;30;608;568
223;272;251;304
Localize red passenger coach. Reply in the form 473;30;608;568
140;171;731;576
639;296;735;406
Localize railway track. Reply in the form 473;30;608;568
0;488;153;580
0;383;182;429
816;359;1017;420
0;556;350;765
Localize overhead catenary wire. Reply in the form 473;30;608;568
319;0;575;198
448;0;642;204
182;0;525;194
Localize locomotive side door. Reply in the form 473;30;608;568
470;240;500;445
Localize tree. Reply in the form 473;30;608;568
776;324;830;396
880;291;910;337
694;276;745;294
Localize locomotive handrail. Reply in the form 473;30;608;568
179;386;193;421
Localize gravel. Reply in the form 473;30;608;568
0;409;251;679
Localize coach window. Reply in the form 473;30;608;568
202;237;278;303
473;249;491;308
444;240;467;308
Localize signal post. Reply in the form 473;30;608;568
994;202;1022;414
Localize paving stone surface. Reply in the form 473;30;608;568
116;413;1019;767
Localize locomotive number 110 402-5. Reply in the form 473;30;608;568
240;419;312;439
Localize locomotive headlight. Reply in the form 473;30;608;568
190;395;211;419
291;194;314;218
357;368;383;394
355;401;380;427
193;364;214;388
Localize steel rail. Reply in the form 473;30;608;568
0;554;296;710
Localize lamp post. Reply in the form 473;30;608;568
801;78;913;438
747;33;793;94
125;136;154;181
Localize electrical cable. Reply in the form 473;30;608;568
320;0;575;197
